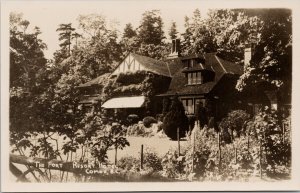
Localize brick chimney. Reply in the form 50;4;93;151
168;39;180;59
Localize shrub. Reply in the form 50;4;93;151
162;96;189;140
126;123;146;137
144;149;163;172
246;107;291;177
117;156;140;171
219;110;250;143
161;151;185;178
143;116;157;128
126;122;157;137
127;114;139;124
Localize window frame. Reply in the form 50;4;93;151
187;71;202;85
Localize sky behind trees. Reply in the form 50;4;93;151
7;1;209;59
5;0;292;59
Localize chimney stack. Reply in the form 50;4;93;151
244;42;254;66
168;39;180;59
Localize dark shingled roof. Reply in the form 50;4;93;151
131;53;178;77
77;73;110;88
162;52;243;96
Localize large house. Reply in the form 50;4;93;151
77;39;287;121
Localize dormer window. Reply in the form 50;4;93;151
187;72;202;85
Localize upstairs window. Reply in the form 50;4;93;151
187;72;202;85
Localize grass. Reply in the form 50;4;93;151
107;136;188;163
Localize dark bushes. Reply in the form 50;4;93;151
162;95;189;140
143;116;157;128
127;114;139;124
219;110;250;143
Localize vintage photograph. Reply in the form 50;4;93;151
1;0;299;191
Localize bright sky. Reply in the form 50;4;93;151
7;0;212;59
5;0;297;60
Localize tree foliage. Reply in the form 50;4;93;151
236;9;292;92
168;21;178;40
137;10;165;45
56;23;75;57
162;95;189;140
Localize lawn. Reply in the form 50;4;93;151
107;136;189;163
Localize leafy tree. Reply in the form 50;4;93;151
9;13;58;162
10;13;47;89
236;9;292;94
162;95;189;140
181;9;217;55
76;13;122;77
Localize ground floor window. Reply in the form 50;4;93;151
181;97;205;115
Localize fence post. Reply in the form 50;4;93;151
259;137;262;179
140;144;144;170
177;127;180;156
234;146;237;164
218;132;221;171
115;146;118;165
282;122;285;143
247;133;250;153
192;132;195;173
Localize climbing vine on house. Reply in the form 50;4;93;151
102;71;171;113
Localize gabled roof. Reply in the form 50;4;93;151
130;53;180;77
163;52;243;96
77;73;110;88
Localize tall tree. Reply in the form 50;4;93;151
168;21;178;40
76;13;122;78
56;23;75;57
181;16;193;56
123;23;137;39
10;12;47;90
135;10;168;59
9;13;49;137
137;10;165;45
121;23;139;54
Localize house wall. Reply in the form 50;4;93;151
112;54;146;75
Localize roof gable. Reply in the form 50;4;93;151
112;53;177;77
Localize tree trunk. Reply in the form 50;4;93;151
177;127;180;156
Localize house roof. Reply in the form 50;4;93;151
131;53;180;77
163;52;243;96
77;73;110;88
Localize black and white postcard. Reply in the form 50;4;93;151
1;0;300;191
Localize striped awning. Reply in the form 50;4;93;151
101;96;145;109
